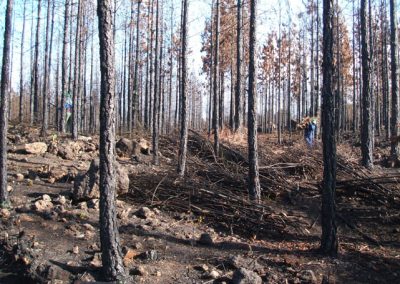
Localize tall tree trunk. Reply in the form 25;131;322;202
178;0;189;176
133;0;142;129
234;0;242;132
41;0;52;136
152;0;160;165
0;0;13;206
33;0;42;124
213;0;220;156
247;0;261;203
360;0;373;168
96;0;126;280
390;0;400;159
19;0;26;124
72;0;82;140
60;0;69;133
320;0;338;257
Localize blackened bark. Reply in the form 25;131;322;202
72;0;82;140
213;0;220;156
61;0;70;133
320;0;338;257
19;0;26;124
152;0;160;165
0;0;13;206
390;0;400;159
133;0;142;129
234;0;242;132
41;0;52;137
178;0;189;176
96;0;125;280
247;0;261;203
33;0;42;124
360;0;373;168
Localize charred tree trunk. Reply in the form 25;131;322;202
19;0;26;124
213;0;220;155
60;0;69;133
133;0;142;129
0;0;13;206
247;0;261;203
360;0;373;168
320;0;338;257
390;0;400;159
96;0;126;280
234;0;242;132
33;0;42;124
178;0;189;176
152;0;160;165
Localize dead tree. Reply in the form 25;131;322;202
0;0;13;206
360;0;373;168
178;0;189;176
320;0;338;256
61;0;70;133
234;0;243;132
390;0;399;160
33;0;42;124
152;0;160;165
247;0;261;203
19;0;26;123
213;0;220;156
96;0;126;280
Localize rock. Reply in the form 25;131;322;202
116;137;151;158
136;207;154;219
209;270;220;279
0;208;11;219
194;264;209;272
15;173;24;181
77;202;88;210
55;195;67;205
82;223;95;231
47;141;58;155
140;250;158;261
7;185;13;192
129;265;147;276
198;233;213;245
49;167;69;182
123;247;139;266
227;255;263;272
118;207;132;220
90;253;102;268
42;194;52;202
299;270;317;283
232;268;262;284
72;245;79;254
33;200;53;212
155;270;161;277
87;199;99;210
20;142;48;154
72;159;129;201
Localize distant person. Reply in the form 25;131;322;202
304;118;317;148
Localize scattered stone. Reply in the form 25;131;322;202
33;200;53;212
155;270;162;277
72;245;79;254
48;177;56;184
232;268;262;284
87;199;99;210
17;142;48;154
42;194;52;202
90;253;102;268
15;173;24;181
227;255;263;272
77;202;88;210
132;242;143;250
55;195;67;205
118;207;132;220
140;250;158;261
198;233;213;245
129;265;147;276
209;270;220;279
0;208;11;219
299;270;317;283
85;230;95;239
194;264;209;272
7;185;13;192
136;207;154;219
83;223;95;231
72;159;129;201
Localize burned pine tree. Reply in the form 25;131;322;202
96;0;126;280
0;0;13;207
320;0;338;256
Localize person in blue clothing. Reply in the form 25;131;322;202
304;118;317;148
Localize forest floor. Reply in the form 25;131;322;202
0;124;400;284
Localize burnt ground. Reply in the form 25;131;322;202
0;125;400;284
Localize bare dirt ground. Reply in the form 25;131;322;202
1;125;400;284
